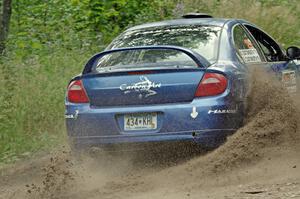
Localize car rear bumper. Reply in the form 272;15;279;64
69;129;236;149
66;95;243;149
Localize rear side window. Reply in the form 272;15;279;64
107;25;221;63
233;25;263;63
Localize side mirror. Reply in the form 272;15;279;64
286;46;300;60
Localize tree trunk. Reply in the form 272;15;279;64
0;0;12;55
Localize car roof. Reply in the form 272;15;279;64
127;18;236;31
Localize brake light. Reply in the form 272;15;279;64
67;80;89;103
195;73;227;97
127;71;153;75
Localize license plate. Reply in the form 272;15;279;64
282;70;297;93
124;113;157;131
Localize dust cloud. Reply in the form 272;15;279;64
1;67;300;199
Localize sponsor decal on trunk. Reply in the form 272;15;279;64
120;76;161;98
208;108;237;114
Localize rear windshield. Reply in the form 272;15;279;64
95;49;198;73
107;25;221;62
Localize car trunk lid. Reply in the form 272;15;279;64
82;69;205;107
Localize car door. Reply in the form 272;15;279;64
242;24;298;93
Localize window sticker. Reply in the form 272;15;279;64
239;49;261;63
282;70;297;93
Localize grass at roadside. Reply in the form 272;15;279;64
0;47;96;164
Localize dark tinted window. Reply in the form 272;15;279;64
107;25;221;62
244;25;286;62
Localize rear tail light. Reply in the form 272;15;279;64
195;73;228;97
67;80;89;103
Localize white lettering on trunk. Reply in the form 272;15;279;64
120;76;161;98
208;109;237;114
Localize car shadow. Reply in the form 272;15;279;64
84;141;209;170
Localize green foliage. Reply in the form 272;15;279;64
9;0;95;56
8;0;175;55
71;0;175;42
182;0;299;47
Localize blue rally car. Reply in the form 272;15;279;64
65;14;300;150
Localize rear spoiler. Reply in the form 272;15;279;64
82;45;210;74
